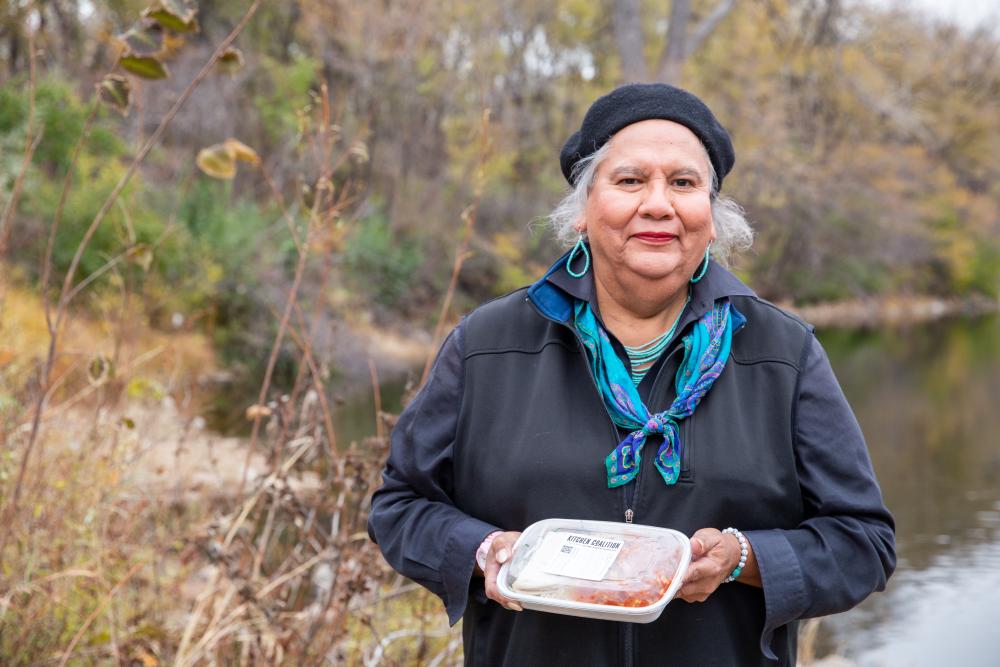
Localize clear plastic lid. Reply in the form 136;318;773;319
499;518;691;619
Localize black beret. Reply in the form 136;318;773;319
560;83;735;191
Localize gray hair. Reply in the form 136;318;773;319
549;140;753;267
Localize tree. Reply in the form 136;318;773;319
611;0;737;83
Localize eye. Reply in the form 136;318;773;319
617;177;642;186
673;178;694;188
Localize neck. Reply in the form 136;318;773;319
593;267;690;347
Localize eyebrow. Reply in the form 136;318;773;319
606;164;705;179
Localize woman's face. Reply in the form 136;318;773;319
577;119;715;284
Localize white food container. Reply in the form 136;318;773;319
496;518;692;623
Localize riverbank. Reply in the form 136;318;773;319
349;293;1000;388
780;294;999;330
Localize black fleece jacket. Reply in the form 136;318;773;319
368;258;895;666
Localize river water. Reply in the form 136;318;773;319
811;314;1000;665
312;314;1000;664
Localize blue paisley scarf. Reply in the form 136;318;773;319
573;298;744;487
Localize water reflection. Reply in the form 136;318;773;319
332;374;413;446
816;314;1000;665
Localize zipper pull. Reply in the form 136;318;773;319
624;508;634;524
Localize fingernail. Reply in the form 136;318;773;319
507;602;523;611
692;538;703;552
497;549;509;563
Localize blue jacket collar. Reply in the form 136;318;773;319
527;250;756;330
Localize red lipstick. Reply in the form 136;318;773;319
633;232;677;244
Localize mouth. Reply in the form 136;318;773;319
632;232;678;245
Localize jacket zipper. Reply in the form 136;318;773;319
528;294;708;667
566;330;637;667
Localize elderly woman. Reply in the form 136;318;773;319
368;84;895;666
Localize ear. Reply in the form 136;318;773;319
573;215;587;235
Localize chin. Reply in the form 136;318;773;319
623;256;686;282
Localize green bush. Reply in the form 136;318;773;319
345;210;423;309
0;75;123;176
252;53;321;146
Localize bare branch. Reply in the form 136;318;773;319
613;0;649;82
687;0;737;58
657;0;737;83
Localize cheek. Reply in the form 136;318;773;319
585;192;635;234
680;199;714;234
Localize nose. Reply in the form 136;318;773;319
637;179;675;220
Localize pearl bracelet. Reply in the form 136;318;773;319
476;531;503;571
722;527;748;583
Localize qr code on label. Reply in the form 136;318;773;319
560;545;573;554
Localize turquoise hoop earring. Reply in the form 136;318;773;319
566;235;590;278
690;243;712;284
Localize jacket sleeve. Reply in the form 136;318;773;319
367;322;500;625
744;334;896;660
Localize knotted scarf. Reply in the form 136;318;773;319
573;298;743;487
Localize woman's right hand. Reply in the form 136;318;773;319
479;530;523;611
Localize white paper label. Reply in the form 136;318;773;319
539;532;624;581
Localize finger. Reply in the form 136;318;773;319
677;578;710;602
690;537;705;559
683;558;722;584
483;558;514;607
678;589;711;603
689;528;722;560
678;575;717;602
491;533;520;562
679;554;725;602
484;535;522;611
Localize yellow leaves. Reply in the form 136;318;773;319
195;145;237;180
226;139;260;166
125;377;166;401
196;138;260;180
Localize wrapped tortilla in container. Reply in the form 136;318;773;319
497;518;691;623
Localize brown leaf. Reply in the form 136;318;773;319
97;74;132;116
216;47;245;75
117;20;165;57
144;0;199;33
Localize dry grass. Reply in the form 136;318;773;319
0;3;465;661
1;275;462;665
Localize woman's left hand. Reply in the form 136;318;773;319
677;528;749;603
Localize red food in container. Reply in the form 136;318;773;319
497;518;691;623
